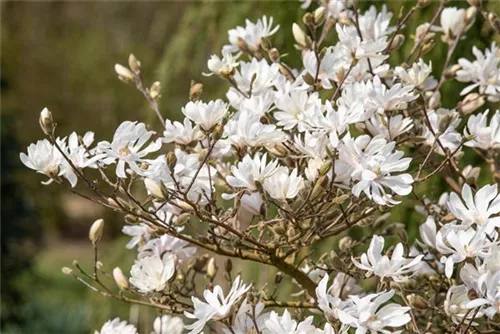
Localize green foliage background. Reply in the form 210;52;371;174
1;1;499;333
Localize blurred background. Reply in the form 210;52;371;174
1;1;499;333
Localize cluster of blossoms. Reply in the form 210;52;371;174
22;0;500;333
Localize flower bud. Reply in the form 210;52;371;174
149;81;161;100
260;37;272;51
189;82;203;102
62;267;73;275
96;261;104;270
206;257;217;279
314;7;326;25
144;178;166;199
459;93;485;115
292;23;308;48
467;0;480;6
113;267;129;290
237;37;250;53
319;160;332;176
212;124;224;141
274;272;283;284
225;259;233;273
89;219;104;245
167;151;177;172
417;0;430;8
465;7;477;28
114;64;134;82
338;236;353;252
488;12;500;34
429;91;441;109
438;113;456;133
388;34;405;52
39;107;55;136
268;48;280;63
332;194;349;205
128;54;141;75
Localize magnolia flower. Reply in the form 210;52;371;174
129;253;176;293
95;318;137;334
448;183;500;228
436;224;498;278
138;234;196;262
420;108;462;155
225;153;280;192
224;16;279;54
97;121;162;178
225;110;288;149
302;48;342;89
274;91;322;131
263;309;316;334
456;42;500;102
352;235;423;282
184;276;251;334
337;290;411;334
20;139;72;186
316;274;351;322
336;134;413;206
152;315;184;334
465;270;500;319
163;117;203;145
440;7;466;42
335;24;388;62
419;216;438;249
364;76;417;115
182;99;228;131
205;50;239;77
263;167;305;200
122;223;154;249
231;58;281;97
444;285;484;324
464;109;500;150
365;114;413;140
394;59;437;91
223;299;268;334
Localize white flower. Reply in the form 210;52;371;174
335;24;388;62
436;224;498;278
182;99;228;131
440;7;466;41
274;91;322;131
352;235;423;282
263;309;316;334
418;216;438;249
336;134;413;206
152;315;184;334
316;274;352;322
302;48;343;89
206;50;239;77
448;183;500;228
225;153;280;192
365;76;417;115
465;270;500;319
337;290;411;334
365;114;413;140
95;318;137;334
420;108;462;155
129;253;176;293
225;110;287;149
444;285;484;324
184;275;251;334
464;109;500;150
97;121;162;178
231;58;281;98
223;299;268;334
395;59;437;91
263;167;305;200
138;234;196;263
457;42;500;102
20;139;71;186
224;16;279;54
122;223;154;249
240;192;264;215
358;5;394;42
163;118;203;145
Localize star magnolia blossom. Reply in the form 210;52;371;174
97;121;162;178
94;318;137;334
352;235;423;282
184;276;251;334
224;15;279;54
129;253;176;293
153;315;184;334
464;109;500;150
182;99;228;131
337;290;411;334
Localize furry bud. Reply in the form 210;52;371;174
113;267;129;290
128;54;141;75
89;219;104;245
114;64;134;82
39;107;55;136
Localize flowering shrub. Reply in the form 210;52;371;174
21;0;500;333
